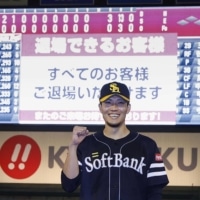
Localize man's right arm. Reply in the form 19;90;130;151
62;126;89;179
62;143;79;179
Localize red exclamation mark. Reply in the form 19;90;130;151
8;143;32;170
19;144;32;170
8;143;21;170
1;135;41;179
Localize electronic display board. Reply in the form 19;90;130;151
0;6;200;125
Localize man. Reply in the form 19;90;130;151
61;81;169;200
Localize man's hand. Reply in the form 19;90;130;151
71;126;89;146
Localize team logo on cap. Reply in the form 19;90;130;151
110;83;120;94
99;81;130;102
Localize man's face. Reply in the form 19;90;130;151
99;95;131;127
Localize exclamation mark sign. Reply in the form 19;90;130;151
8;143;32;170
1;135;41;179
19;144;32;170
8;143;21;170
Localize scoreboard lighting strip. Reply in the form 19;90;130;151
0;7;137;14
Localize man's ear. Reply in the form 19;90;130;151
127;104;131;114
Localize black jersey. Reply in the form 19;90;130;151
61;131;169;200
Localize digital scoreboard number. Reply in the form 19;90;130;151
0;7;199;35
0;7;199;125
0;34;20;122
0;8;146;34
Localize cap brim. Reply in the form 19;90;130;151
100;94;129;102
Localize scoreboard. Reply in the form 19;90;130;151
0;6;200;125
0;7;200;35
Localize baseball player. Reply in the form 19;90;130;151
61;81;169;200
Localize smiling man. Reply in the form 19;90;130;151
61;81;169;200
